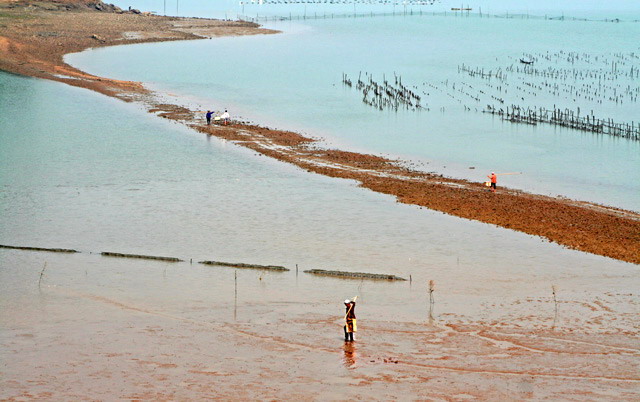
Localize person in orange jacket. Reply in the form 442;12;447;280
487;172;497;192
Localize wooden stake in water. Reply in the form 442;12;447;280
234;270;238;320
428;280;435;322
552;285;558;327
428;280;435;304
38;262;47;289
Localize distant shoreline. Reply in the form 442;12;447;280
1;2;638;264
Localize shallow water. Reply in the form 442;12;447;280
67;11;640;211
1;66;638;399
4;2;640;396
1;72;634;280
114;0;640;20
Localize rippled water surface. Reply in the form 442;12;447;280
2;2;640;397
67;6;640;210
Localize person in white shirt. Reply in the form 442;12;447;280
221;109;230;125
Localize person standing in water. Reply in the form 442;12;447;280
487;171;497;193
343;298;357;342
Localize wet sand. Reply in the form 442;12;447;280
1;1;639;264
1;252;638;400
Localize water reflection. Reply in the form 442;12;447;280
428;280;435;324
234;270;238;321
428;304;435;325
342;341;357;368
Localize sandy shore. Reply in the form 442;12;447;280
1;0;638;266
0;0;276;97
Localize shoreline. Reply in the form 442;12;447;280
1;3;638;264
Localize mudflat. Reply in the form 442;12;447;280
1;251;638;400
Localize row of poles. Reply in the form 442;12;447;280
237;7;640;23
343;72;425;111
251;0;439;4
483;105;640;141
340;52;638;140
459;63;639;105
238;7;434;22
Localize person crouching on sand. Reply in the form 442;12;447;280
487;171;497;193
344;298;357;342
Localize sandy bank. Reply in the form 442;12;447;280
0;1;638;264
0;0;276;97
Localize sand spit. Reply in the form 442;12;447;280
0;2;638;264
0;0;276;98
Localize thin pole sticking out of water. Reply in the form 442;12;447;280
234;270;238;321
428;280;435;322
38;262;47;289
428;280;435;305
552;285;558;328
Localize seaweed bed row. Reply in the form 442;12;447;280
1;244;405;280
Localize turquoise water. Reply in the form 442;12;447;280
67;11;640;211
1;70;636;321
1;71;633;276
114;0;640;20
1;71;639;399
2;35;639;396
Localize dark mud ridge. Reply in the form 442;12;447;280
101;252;182;262
0;244;79;253
304;269;407;281
199;260;290;271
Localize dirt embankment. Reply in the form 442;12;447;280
0;0;276;97
1;1;639;264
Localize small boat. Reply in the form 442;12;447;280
519;58;534;65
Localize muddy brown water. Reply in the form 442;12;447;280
1;250;638;400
